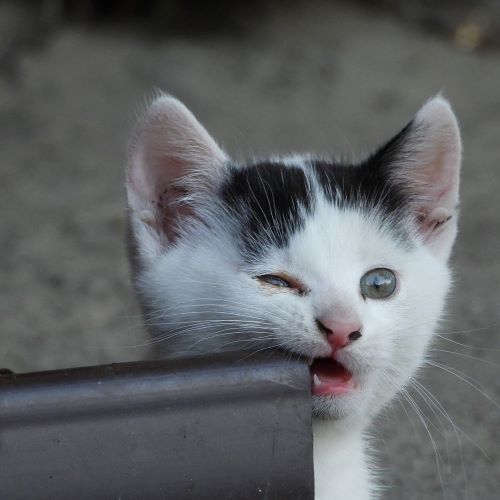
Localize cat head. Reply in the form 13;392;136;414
126;94;461;423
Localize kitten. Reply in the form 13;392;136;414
125;94;461;499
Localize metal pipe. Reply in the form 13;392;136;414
0;352;314;499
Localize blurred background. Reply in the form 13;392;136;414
1;0;499;498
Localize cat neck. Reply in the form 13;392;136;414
313;419;374;500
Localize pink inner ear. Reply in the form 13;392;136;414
156;185;194;242
395;97;462;251
425;147;459;206
420;174;452;215
126;95;228;253
128;148;196;240
415;163;457;240
420;149;459;208
414;97;461;204
436;186;450;201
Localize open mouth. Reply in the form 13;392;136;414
309;357;354;396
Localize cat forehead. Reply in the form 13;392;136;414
302;205;407;264
262;203;410;279
219;157;413;261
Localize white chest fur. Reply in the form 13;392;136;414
313;420;373;500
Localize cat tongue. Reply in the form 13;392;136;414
310;358;353;396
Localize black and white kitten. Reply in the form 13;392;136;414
126;94;461;499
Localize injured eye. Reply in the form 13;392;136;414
360;268;397;300
257;274;291;288
256;273;309;295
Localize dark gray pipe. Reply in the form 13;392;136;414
0;352;314;499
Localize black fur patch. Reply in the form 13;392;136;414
310;121;415;241
221;162;313;258
220;122;415;258
310;158;407;220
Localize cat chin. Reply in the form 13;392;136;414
311;391;366;421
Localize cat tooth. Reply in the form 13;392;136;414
313;374;321;386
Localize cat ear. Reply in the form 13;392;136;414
126;94;228;268
376;96;462;260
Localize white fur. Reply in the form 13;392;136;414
126;95;461;499
313;420;373;500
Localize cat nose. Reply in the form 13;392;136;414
316;319;363;350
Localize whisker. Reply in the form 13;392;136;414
399;387;446;494
430;348;500;368
437;323;499;336
426;360;500;410
436;335;500;352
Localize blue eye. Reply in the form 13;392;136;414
257;275;291;288
360;268;397;299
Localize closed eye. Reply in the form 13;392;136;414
257;274;291;288
255;273;309;295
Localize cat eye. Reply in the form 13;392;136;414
257;274;291;288
360;268;397;300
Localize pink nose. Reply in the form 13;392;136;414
316;319;363;350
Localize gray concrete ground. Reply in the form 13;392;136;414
0;1;499;498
